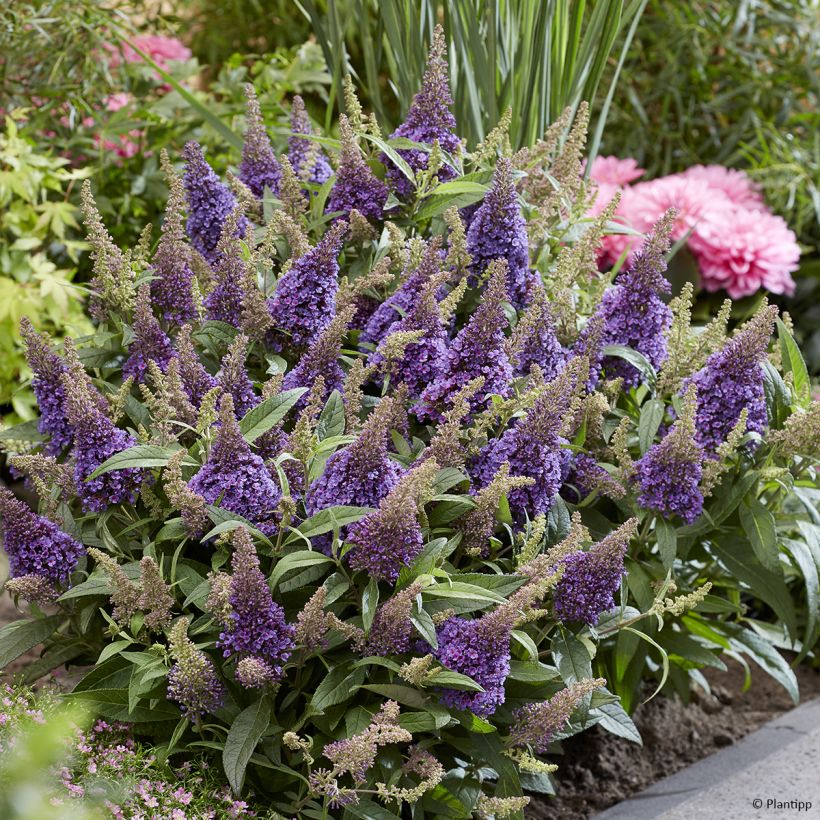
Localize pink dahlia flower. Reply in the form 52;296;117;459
681;165;763;209
587;155;645;186
106;35;191;71
689;206;799;298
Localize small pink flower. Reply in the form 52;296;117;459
587;155;645;186
104;92;132;113
682;164;763;208
106;35;191;71
689;205;799;298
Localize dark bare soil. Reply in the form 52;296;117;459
528;660;820;818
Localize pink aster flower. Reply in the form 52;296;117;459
689;205;799;297
682;164;763;208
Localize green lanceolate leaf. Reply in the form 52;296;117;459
293;505;374;539
0;615;60;670
655;517;677;570
776;318;811;407
316;389;346;440
223;697;272;794
269;551;335;590
739;496;780;572
638;399;665;454
602;344;657;387
240;388;308;443
311;665;367;712
87;444;195;479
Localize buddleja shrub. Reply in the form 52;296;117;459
1;26;818;819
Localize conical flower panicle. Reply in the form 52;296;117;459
508;286;566;379
176;324;219;407
434;606;516;717
20;317;72;455
150;150;198;324
370;272;448;397
414;259;513;421
123;284;176;383
0;488;84;584
183;141;248;264
306;393;406;516
287;95;333;186
217;333;259;418
327;115;388;221
553;518;637;625
268;220;348;349
282;304;354;404
218;527;295;685
346;459;438;581
363;582;425;656
599;211;675;387
385;25;460;197
168;617;225;720
510;678;606;753
685;304;777;451
636;385;705;523
187;394;281;534
470;356;584;521
239;84;281;198
62;365;145;512
361;238;442;347
466;157;536;309
204;208;252;327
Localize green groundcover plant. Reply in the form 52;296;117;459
0;27;818;819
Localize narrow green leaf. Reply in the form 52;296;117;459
87;444;194;479
240;388;308;443
655;517;678;570
0;616;60;670
312;666;366;712
294;505;374;540
776;318;811;407
223;698;272;794
638;399;665;454
269;551;334;590
739;497;780;572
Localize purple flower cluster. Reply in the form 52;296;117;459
599;213;674;387
466;158;536;309
204;220;250;327
167;658;225;719
685;305;776;451
20;318;72;455
66;383;145;512
306;397;404;516
287;96;333;186
188;395;280;534
123;286;177;383
414;261;512;421
327;115;388;221
434;613;511;717
268;220;347;348
176;325;219;407
360;239;442;348
0;488;84;584
239;85;281;198
217;336;259;418
513;291;566;379
637;445;704;524
370;277;448;398
385;26;460;197
553;520;636;625
218;528;295;683
561;452;610;504
182;141;248;264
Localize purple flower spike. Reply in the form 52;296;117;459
218;527;295;684
553;519;637;625
123;285;176;383
434;608;515;717
385;25;460;197
684;304;777;452
287;96;333;186
0;489;84;584
467;157;536;309
599;211;675;387
268;220;347;349
217;334;259;418
360;238;443;348
239;84;281;198
188;394;281;534
63;375;145;512
183;141;248;264
327;115;388;221
414;260;512;421
306;394;405;516
150;153;198;324
20;317;73;455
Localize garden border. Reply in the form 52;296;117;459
595;697;820;818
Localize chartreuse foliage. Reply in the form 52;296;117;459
0;30;818;819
